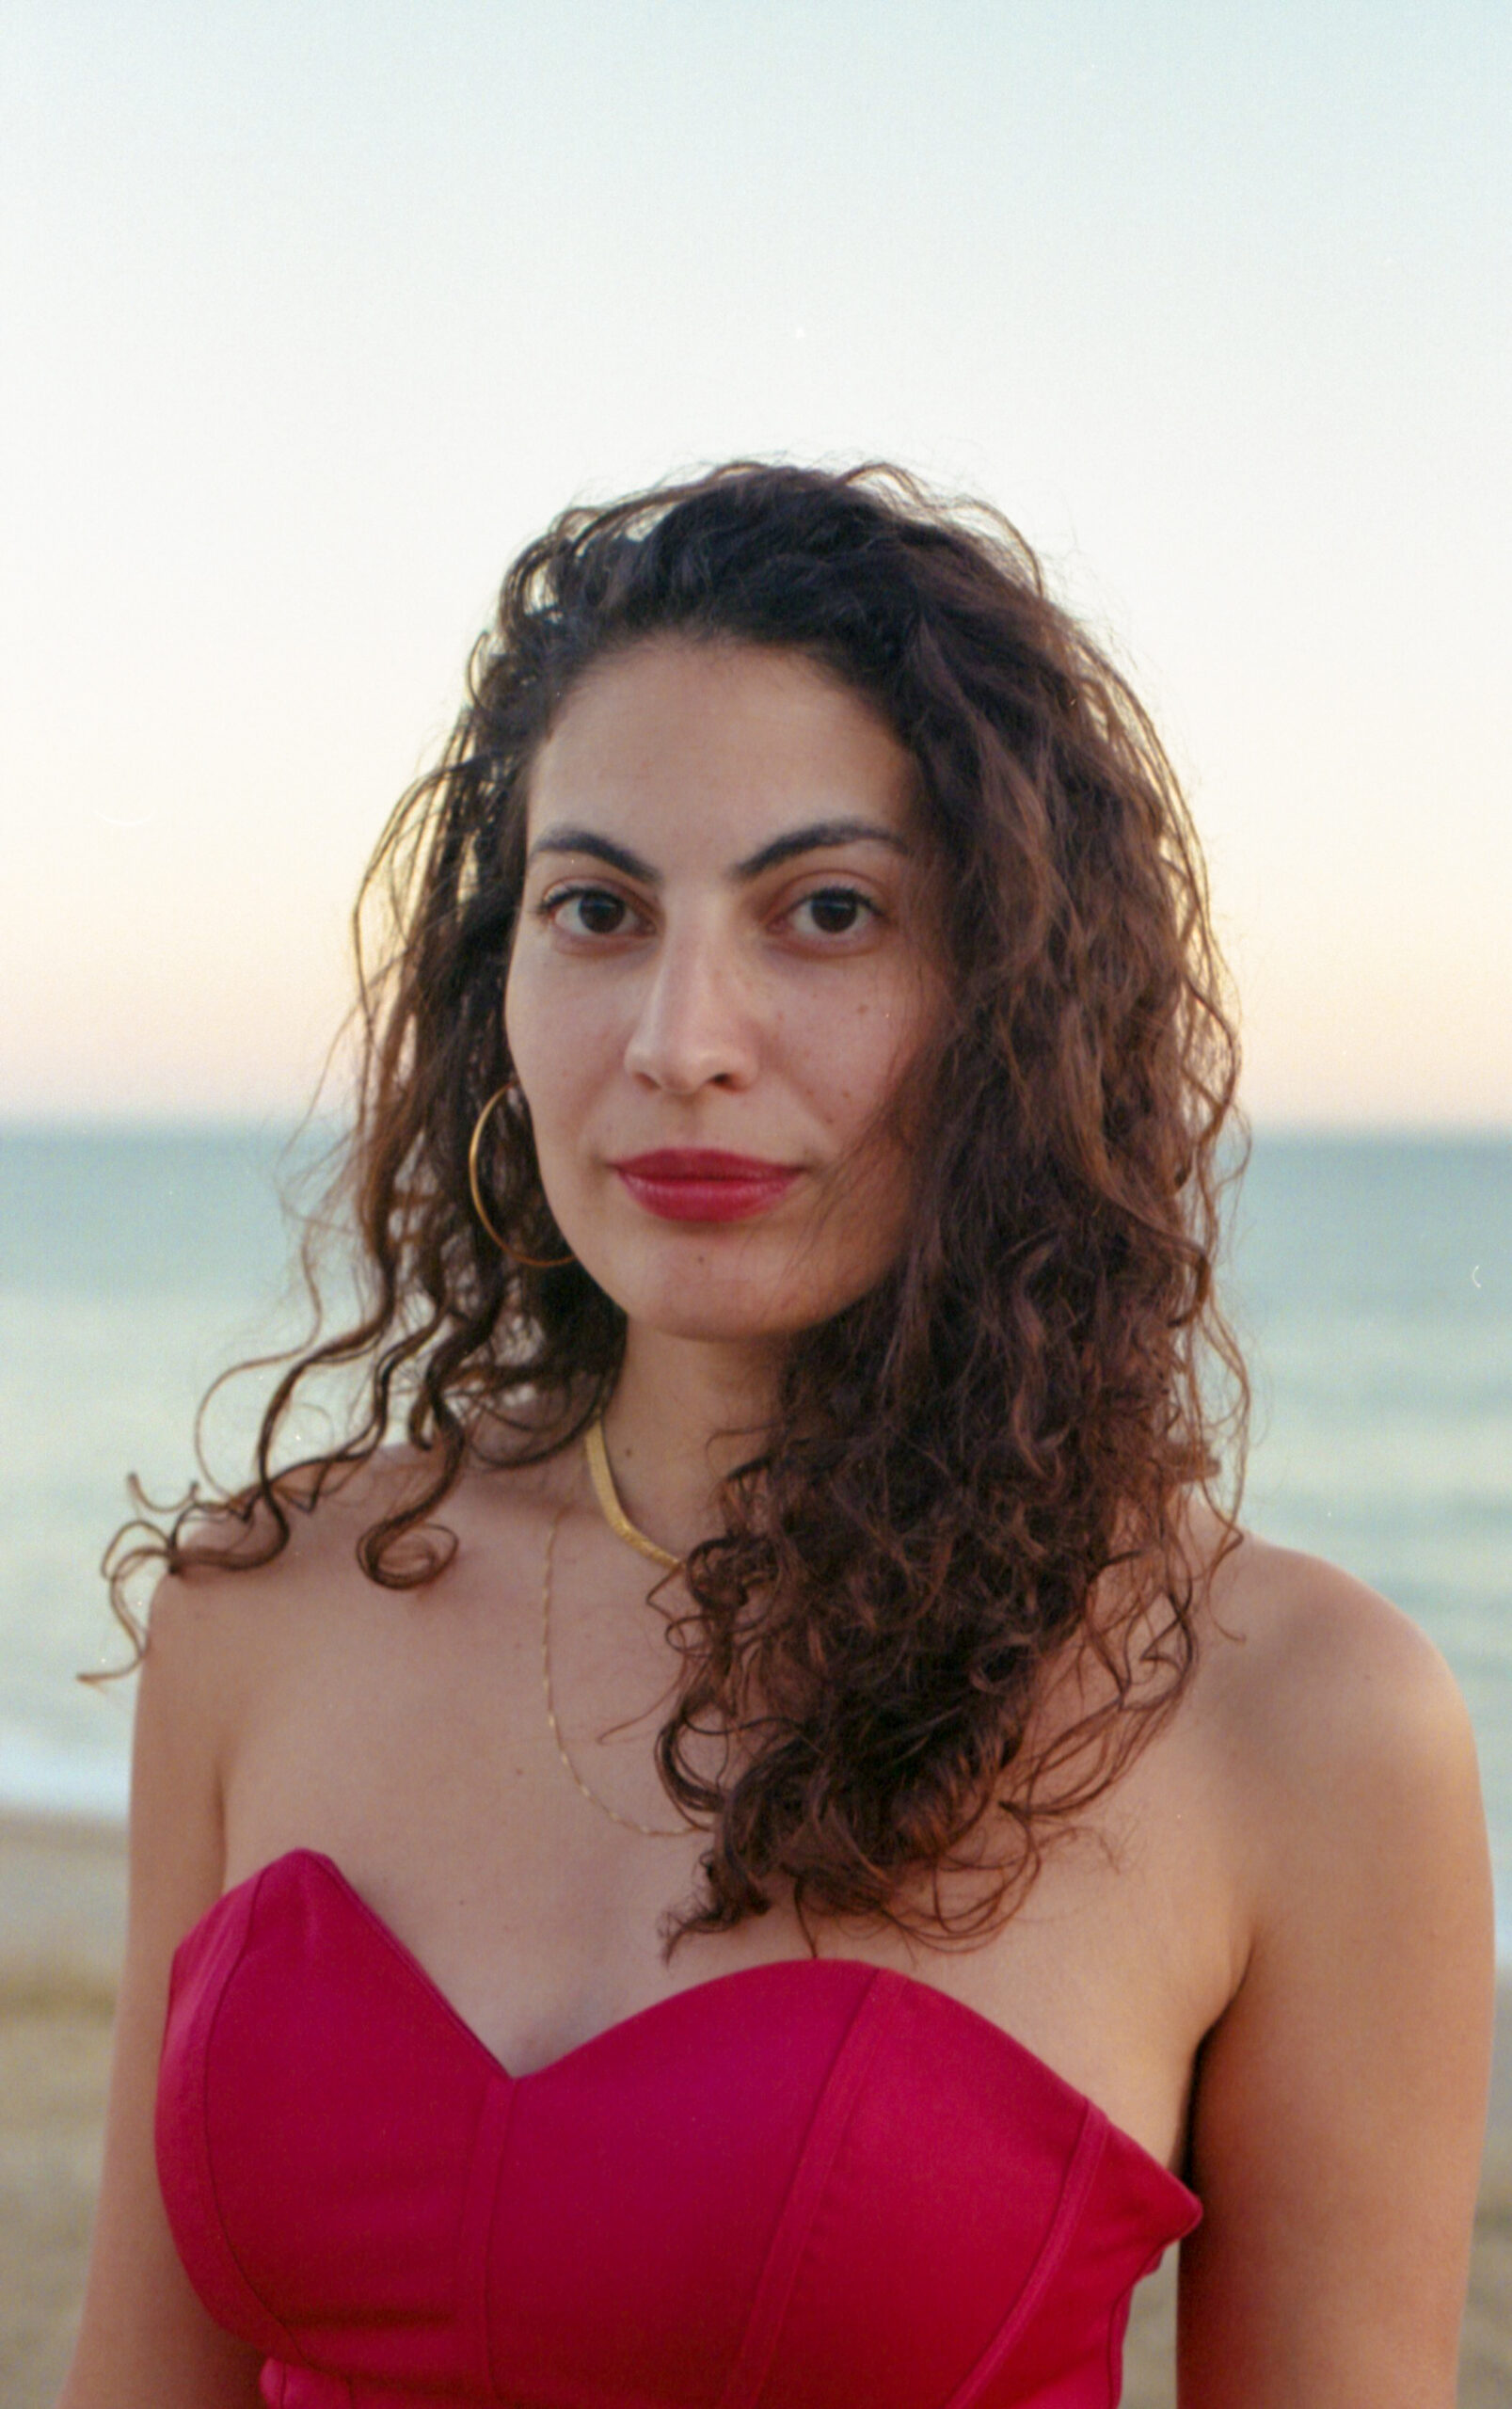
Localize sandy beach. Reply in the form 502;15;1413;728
2;1810;1508;2408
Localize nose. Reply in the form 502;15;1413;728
622;914;761;1094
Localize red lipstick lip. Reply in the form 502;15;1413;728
612;1152;802;1223
613;1149;799;1179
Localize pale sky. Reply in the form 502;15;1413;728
2;0;1507;1126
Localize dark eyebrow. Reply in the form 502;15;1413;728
525;818;912;885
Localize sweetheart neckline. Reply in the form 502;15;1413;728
194;1846;1196;2203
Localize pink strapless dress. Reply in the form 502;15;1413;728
155;1849;1199;2407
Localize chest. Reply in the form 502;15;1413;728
219;1547;1238;2172
159;1849;1202;2409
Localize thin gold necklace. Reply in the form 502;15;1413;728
538;1418;690;1839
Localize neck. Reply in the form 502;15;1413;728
595;1325;784;1560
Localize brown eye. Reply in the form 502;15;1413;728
790;886;878;938
541;885;637;937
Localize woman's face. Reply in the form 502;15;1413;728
504;637;945;1345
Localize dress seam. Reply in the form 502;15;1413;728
196;1866;314;2369
942;2099;1109;2409
471;2075;517;2399
716;1970;903;2409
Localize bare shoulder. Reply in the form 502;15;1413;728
139;1445;423;1669
1173;1524;1493;2400
61;1451;508;2407
139;1426;576;1749
149;1430;556;1623
1193;1522;1481;1830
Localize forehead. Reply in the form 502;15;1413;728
526;638;919;841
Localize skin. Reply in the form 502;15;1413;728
60;639;1492;2407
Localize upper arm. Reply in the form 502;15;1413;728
56;1574;265;2409
1179;1557;1493;2407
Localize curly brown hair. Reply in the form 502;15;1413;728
107;461;1246;1948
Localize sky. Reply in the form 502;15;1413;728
2;0;1507;1127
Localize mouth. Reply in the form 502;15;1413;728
611;1149;802;1223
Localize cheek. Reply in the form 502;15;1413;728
799;988;929;1128
504;959;619;1165
504;952;569;1086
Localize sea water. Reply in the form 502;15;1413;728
2;1126;1508;1947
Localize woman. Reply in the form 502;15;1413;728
62;464;1490;2407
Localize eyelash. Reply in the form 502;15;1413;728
532;883;883;943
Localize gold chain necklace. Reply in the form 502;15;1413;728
539;1417;690;1839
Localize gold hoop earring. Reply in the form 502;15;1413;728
467;1085;575;1268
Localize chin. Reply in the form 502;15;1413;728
617;1276;815;1346
572;1238;821;1346
589;1239;891;1348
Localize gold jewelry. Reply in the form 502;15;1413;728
539;1494;689;1839
467;1085;574;1268
584;1417;684;1571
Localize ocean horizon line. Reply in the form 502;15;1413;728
4;1111;1511;1145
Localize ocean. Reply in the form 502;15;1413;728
2;1126;1509;1947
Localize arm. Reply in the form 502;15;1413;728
56;1576;265;2408
1179;1554;1494;2406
